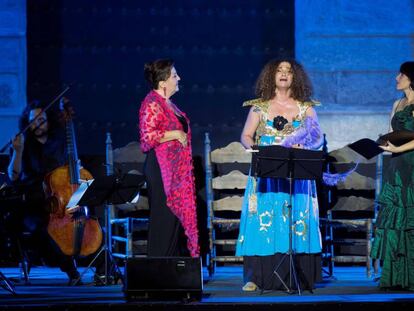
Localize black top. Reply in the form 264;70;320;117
175;113;188;133
20;128;67;185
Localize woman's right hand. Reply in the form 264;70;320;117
11;134;24;153
174;130;188;147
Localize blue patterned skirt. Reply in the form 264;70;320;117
236;175;322;256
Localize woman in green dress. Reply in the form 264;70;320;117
371;61;414;291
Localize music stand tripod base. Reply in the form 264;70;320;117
265;178;301;295
0;271;16;295
72;174;145;286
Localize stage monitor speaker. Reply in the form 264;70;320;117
123;256;203;301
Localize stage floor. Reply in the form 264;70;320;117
1;265;414;310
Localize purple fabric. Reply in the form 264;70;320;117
322;163;358;186
280;117;356;185
281;117;323;150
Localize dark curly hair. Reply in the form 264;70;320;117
255;59;313;102
144;58;174;90
19;99;61;133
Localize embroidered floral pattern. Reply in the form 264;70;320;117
259;211;273;231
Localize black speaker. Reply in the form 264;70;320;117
123;257;203;301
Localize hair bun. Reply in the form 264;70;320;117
143;59;174;90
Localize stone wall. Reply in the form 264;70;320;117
296;0;414;151
0;0;26;154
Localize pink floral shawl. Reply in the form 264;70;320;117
139;90;199;257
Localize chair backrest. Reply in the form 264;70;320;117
324;145;383;277
204;133;251;273
328;145;380;216
107;138;149;258
205;135;251;214
113;141;146;175
112;141;148;211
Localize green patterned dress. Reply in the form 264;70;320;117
371;102;414;291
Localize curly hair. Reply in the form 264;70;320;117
19;99;61;133
254;59;313;102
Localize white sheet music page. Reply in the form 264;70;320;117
66;179;94;209
130;191;140;204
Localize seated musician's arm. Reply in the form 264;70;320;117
7;134;24;181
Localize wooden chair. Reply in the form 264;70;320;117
204;133;251;276
106;137;149;259
320;146;381;278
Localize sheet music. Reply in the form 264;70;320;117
130;191;140;204
66;179;94;209
0;182;7;191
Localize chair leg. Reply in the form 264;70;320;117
367;219;373;278
20;257;30;284
126;218;133;258
323;211;335;278
15;235;30;284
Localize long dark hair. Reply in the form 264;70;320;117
255;58;313;102
144;59;174;90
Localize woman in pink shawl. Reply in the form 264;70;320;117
139;59;199;258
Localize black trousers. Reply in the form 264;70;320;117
144;149;189;257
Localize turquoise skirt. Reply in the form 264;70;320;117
236;175;322;256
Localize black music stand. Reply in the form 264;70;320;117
72;173;146;286
251;145;323;295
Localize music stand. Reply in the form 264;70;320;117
71;173;146;285
251;145;323;295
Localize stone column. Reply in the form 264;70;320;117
0;0;26;154
295;0;414;151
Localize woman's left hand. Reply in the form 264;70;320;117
379;141;400;153
175;130;188;147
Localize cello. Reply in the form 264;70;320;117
44;98;103;256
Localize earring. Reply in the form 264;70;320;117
163;87;167;97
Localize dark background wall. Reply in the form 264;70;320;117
20;0;295;261
26;0;295;157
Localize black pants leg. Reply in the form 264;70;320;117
144;150;189;257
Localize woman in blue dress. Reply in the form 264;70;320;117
236;59;323;291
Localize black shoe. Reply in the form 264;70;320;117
93;274;113;286
67;272;83;286
94;272;123;286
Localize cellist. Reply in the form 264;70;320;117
7;99;105;285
